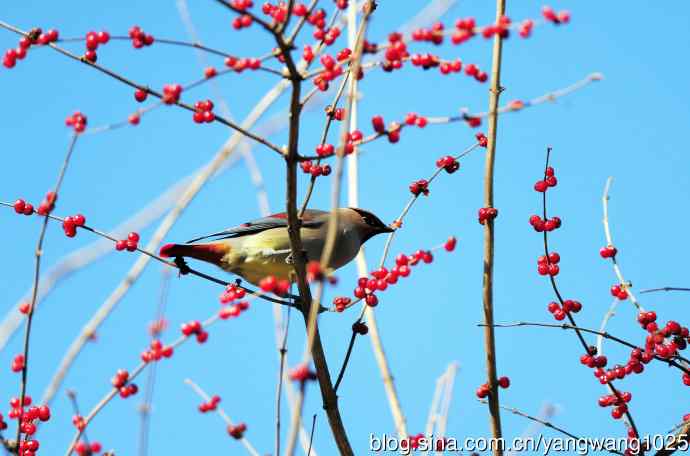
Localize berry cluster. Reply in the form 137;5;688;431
542;6;571;24
528;214;562;232
262;2;289;23
181;320;209;343
637;313;690;363
224;56;262;72
547;299;582;320
36;191;58;216
409;179;429;197
610;284;629;301
536;251;560;277
219;283;246;304
5;396;50;453
533;166;558;192
115;232;141;252
312;54;345;91
232;14;254;30
75;441;103;456
219;300;250;320
82;30;110;63
198;395;221;413
308;9;341;44
436;155;460;174
140;339;174;363
477;207;498;225
61;214;86;238
111;369;138;398
476;376;511;398
300;161;332;177
404;112;428;128
3;28;59;69
347;250;434;309
258;275;291;296
193;99;216;124
13;199;35;216
162;83;183;104
314;143;335;157
288;363;317;383
598;391;632;420
227;422;247;439
332;296;352;312
128;25;155;49
65;111;88;133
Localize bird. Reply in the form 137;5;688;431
159;207;393;286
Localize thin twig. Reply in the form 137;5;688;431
307;414;317;456
482;321;690;373
640;287;690;294
17;133;79;444
276;306;292;456
602;178;643;311
66;390;90;445
479;400;625;456
596;299;620;356
480;0;507;449
284;382;307;456
137;269;171;456
184;378;261;456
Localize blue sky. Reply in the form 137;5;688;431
1;1;689;454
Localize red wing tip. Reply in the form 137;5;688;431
159;243;176;258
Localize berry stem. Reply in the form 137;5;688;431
275;306;292;456
602;177;643;311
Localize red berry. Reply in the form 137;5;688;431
134;89;148;102
371;115;385;133
497;376;510;388
13;199;26;214
534;180;548;192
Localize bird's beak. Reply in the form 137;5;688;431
381;225;394;233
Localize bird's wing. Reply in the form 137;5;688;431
185;209;328;243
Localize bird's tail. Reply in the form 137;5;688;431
159;242;228;265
